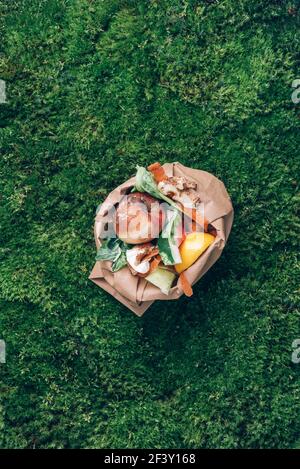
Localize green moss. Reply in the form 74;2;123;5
0;0;299;448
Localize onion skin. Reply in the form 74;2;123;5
115;192;165;244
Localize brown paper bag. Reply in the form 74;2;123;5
89;162;234;316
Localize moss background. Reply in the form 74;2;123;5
0;0;299;449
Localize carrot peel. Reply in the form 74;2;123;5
148;162;167;183
179;272;193;297
149;255;161;274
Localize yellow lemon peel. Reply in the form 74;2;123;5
175;232;215;274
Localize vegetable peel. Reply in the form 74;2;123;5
179;272;193;297
175;232;215;274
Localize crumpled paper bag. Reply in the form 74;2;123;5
89;162;234;316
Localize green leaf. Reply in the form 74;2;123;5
95;238;122;262
112;251;127;272
134;166;179;210
96;237;130;272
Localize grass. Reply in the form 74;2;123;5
0;0;299;449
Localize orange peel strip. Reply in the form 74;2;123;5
149;255;161;274
179;272;193;297
147;162;167;183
